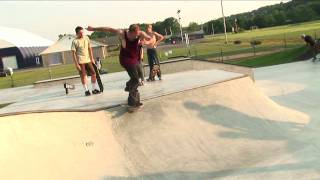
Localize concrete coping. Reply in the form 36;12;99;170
33;57;253;88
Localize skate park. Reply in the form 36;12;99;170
1;57;320;179
2;0;320;179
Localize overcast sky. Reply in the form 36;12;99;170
0;1;289;40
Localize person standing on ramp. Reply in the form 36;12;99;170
301;34;319;61
86;24;151;108
71;26;101;96
145;24;164;81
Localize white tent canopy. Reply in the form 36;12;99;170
40;35;107;55
0;26;53;48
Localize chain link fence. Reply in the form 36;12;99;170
156;28;320;63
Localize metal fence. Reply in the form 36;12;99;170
156;28;320;63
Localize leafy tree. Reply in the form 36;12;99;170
187;22;201;32
90;31;115;39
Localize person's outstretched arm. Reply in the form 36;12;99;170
86;26;122;35
139;31;152;41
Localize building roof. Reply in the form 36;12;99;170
188;30;204;36
168;30;205;38
40;35;107;55
0;26;53;49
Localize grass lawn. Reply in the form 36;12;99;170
204;20;320;42
227;46;309;68
157;20;320;60
0;56;124;89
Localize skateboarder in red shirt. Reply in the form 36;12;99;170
87;24;151;108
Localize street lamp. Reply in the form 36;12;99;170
221;0;228;44
177;10;184;43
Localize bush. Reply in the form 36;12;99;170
234;40;242;45
250;40;262;46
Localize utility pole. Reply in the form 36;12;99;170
221;0;228;44
211;23;214;35
177;10;184;43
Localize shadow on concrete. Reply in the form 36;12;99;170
101;161;320;180
184;102;304;141
101;101;320;179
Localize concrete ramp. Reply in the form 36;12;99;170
0;76;314;180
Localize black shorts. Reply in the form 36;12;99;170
79;62;95;76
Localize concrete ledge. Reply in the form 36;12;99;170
34;58;254;88
143;58;254;81
192;59;255;81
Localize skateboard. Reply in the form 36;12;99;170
148;65;161;81
85;63;104;92
63;83;75;95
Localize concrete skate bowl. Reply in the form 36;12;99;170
1;73;315;180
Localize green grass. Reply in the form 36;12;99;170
228;46;308;68
205;20;320;42
0;56;124;89
156;20;320;60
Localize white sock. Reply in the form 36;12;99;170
83;84;89;91
92;82;98;90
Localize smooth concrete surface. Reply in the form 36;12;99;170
0;59;319;179
253;59;320;179
0;69;243;115
0;75;313;180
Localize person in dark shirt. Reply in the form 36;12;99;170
301;34;319;61
87;24;151;108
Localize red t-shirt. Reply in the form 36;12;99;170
119;31;140;68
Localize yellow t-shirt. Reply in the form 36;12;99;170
71;36;91;64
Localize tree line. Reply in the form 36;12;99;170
203;0;320;35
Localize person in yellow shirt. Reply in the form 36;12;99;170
71;26;100;96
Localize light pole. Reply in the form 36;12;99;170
211;23;214;35
234;18;238;33
221;0;228;44
177;10;184;43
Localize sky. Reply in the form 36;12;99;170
0;1;289;40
